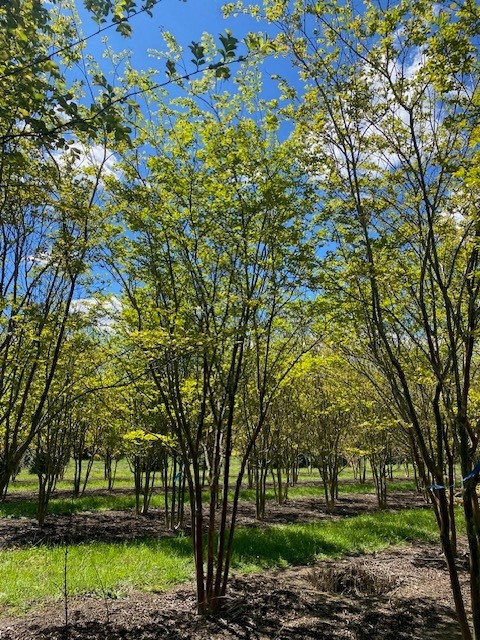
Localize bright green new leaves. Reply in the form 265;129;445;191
0;0;142;151
277;0;480;447
110;80;317;377
109;91;318;455
0;0;76;147
0;120;115;500
105;67;319;612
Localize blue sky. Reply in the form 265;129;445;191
75;0;273;82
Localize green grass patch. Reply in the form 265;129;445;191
0;507;443;613
234;479;419;503
0;493;171;519
235;484;325;501
0;536;194;613
336;479;419;495
1;479;421;519
8;459;134;494
2;473;422;520
231;507;440;571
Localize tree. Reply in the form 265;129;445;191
237;342;312;520
0;0;165;150
0;138;114;498
29;401;71;526
0;0;145;498
124;429;167;515
122;378;172;515
297;352;352;513
107;67;318;613
256;0;480;637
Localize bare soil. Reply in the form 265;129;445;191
0;490;467;639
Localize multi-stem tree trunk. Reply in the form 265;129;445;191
317;453;344;514
37;472;57;527
114;83;319;616
370;456;387;510
104;451;119;491
254;458;269;520
272;464;289;505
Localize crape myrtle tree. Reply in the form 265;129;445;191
60;308;137;497
0;0;161;150
0;0;246;501
25;312;129;522
100;409;125;491
238;340;310;519
249;381;304;517
106;65;319;614
355;407;398;510
250;0;480;637
346;345;444;500
69;376;119;498
0;137;114;498
124;429;165;515
0;0;153;498
31;330;83;524
297;351;352;513
264;379;304;504
123;379;172;516
29;397;71;526
336;331;435;493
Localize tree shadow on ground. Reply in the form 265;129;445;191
2;580;460;640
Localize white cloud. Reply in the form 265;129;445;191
70;143;119;177
302;40;446;191
53;142;120;182
70;298;96;314
70;295;123;332
26;251;52;267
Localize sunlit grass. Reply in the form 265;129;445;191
0;493;171;518
2;466;420;519
233;478;418;502
1;480;420;519
337;479;418;494
231;507;441;571
8;457;418;496
0;507;444;614
8;459;134;494
0;536;194;613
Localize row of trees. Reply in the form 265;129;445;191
13;344;415;521
2;0;480;636
258;1;480;638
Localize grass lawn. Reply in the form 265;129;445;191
8;458;418;495
0;493;166;518
8;459;134;494
0;480;420;519
0;537;194;613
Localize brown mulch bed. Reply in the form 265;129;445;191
0;490;427;549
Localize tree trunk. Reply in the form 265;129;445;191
436;489;472;640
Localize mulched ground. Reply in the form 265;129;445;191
0;489;467;640
0;490;427;549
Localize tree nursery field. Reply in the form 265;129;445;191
0;462;466;639
1;0;480;638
